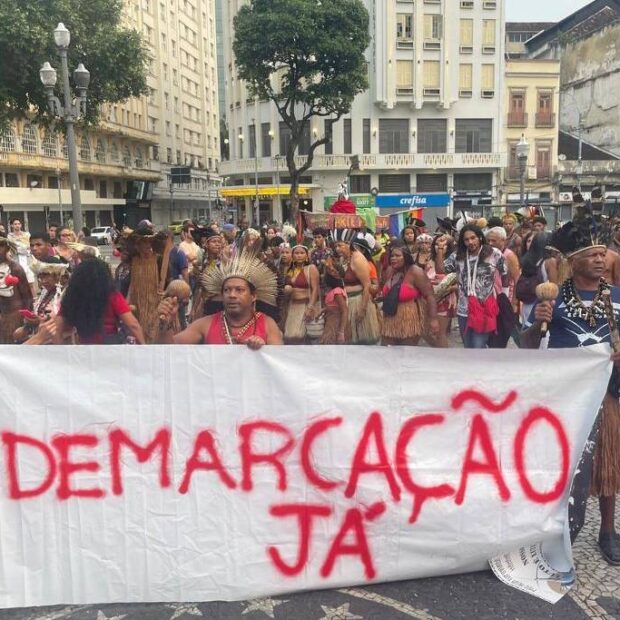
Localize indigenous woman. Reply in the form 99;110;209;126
0;237;33;343
320;267;349;344
380;246;439;345
413;233;433;270
400;225;417;255
334;231;381;344
276;243;293;331
282;245;320;343
426;235;458;348
56;259;145;344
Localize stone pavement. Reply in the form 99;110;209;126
0;501;617;620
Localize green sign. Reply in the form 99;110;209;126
323;194;374;210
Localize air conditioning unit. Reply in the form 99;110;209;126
483;0;497;8
459;45;473;54
528;167;538;180
396;87;414;95
423;88;440;97
423;40;441;50
460;0;474;6
482;45;496;54
559;192;573;203
481;89;495;98
396;39;415;49
459;88;472;98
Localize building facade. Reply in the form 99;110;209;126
129;0;221;226
503;59;561;206
220;0;507;225
504;22;554;59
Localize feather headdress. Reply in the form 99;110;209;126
201;249;278;306
550;204;607;258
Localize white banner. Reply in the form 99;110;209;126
0;345;612;608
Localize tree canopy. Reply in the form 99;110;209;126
233;0;370;223
0;0;149;127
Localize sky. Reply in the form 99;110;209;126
507;0;593;21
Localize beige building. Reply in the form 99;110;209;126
0;0;221;233
503;59;561;205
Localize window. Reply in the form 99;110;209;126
396;60;414;94
324;119;334;155
111;142;120;162
95;139;106;162
0;128;16;152
167;147;172;163
80;136;91;160
363;118;371;154
261;123;272;157
459;19;473;52
21;124;38;154
396;14;414;47
417;119;447;153
481;64;495;96
454;173;492;192
248;124;256;158
238;126;244;158
343;119;352;154
113;181;123;198
42;132;58;157
536;143;551;179
298;122;311;155
379;119;409;154
423;61;440;96
379;174;410;193
48;176;59;189
135;148;144;167
99;180;108;198
350;175;371;194
416;173;447;192
536;91;554;127
123;145;132;166
482;20;496;52
459;64;472;97
508;91;526;126
279;122;292;156
455;119;492;153
165;121;171;136
423;14;442;48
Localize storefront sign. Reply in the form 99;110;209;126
302;211;365;229
323;194;374;211
375;194;451;209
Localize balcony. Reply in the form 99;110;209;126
219;152;505;176
507;112;528;128
535;112;556;128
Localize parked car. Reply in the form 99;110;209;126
168;220;185;235
90;226;114;245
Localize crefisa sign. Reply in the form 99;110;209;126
375;193;451;209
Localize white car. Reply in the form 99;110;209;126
90;226;114;245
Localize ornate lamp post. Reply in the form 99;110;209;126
516;134;530;208
40;23;90;232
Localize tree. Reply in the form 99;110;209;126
233;0;369;225
0;0;149;128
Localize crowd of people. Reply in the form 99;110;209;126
1;197;620;565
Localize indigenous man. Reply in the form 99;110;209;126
522;213;620;565
192;228;225;319
157;253;282;348
502;214;522;258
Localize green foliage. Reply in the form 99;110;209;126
0;0;149;127
233;0;370;217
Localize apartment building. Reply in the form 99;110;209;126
131;0;221;226
504;22;554;59
503;59;561;205
220;0;506;224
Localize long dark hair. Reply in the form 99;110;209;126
431;235;455;261
456;224;493;261
390;244;414;270
521;232;551;277
60;259;116;339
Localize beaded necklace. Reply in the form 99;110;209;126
561;278;609;327
221;312;258;344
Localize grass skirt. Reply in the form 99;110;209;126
321;307;351;344
381;299;424;340
284;300;308;340
128;256;160;344
591;393;620;497
348;292;380;344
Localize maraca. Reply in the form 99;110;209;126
535;281;559;336
159;279;191;322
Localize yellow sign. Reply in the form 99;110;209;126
220;186;310;198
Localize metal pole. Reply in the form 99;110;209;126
519;158;525;208
56;167;64;225
577;115;583;192
253;120;259;225
59;48;83;232
206;171;211;222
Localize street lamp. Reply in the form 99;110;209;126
516;134;530;208
40;22;90;232
251;118;259;225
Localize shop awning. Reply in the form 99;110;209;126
220;186;311;198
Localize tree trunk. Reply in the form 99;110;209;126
289;173;301;240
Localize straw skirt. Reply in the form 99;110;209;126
348;292;380;345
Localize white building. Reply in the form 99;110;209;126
125;0;221;226
220;0;506;226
